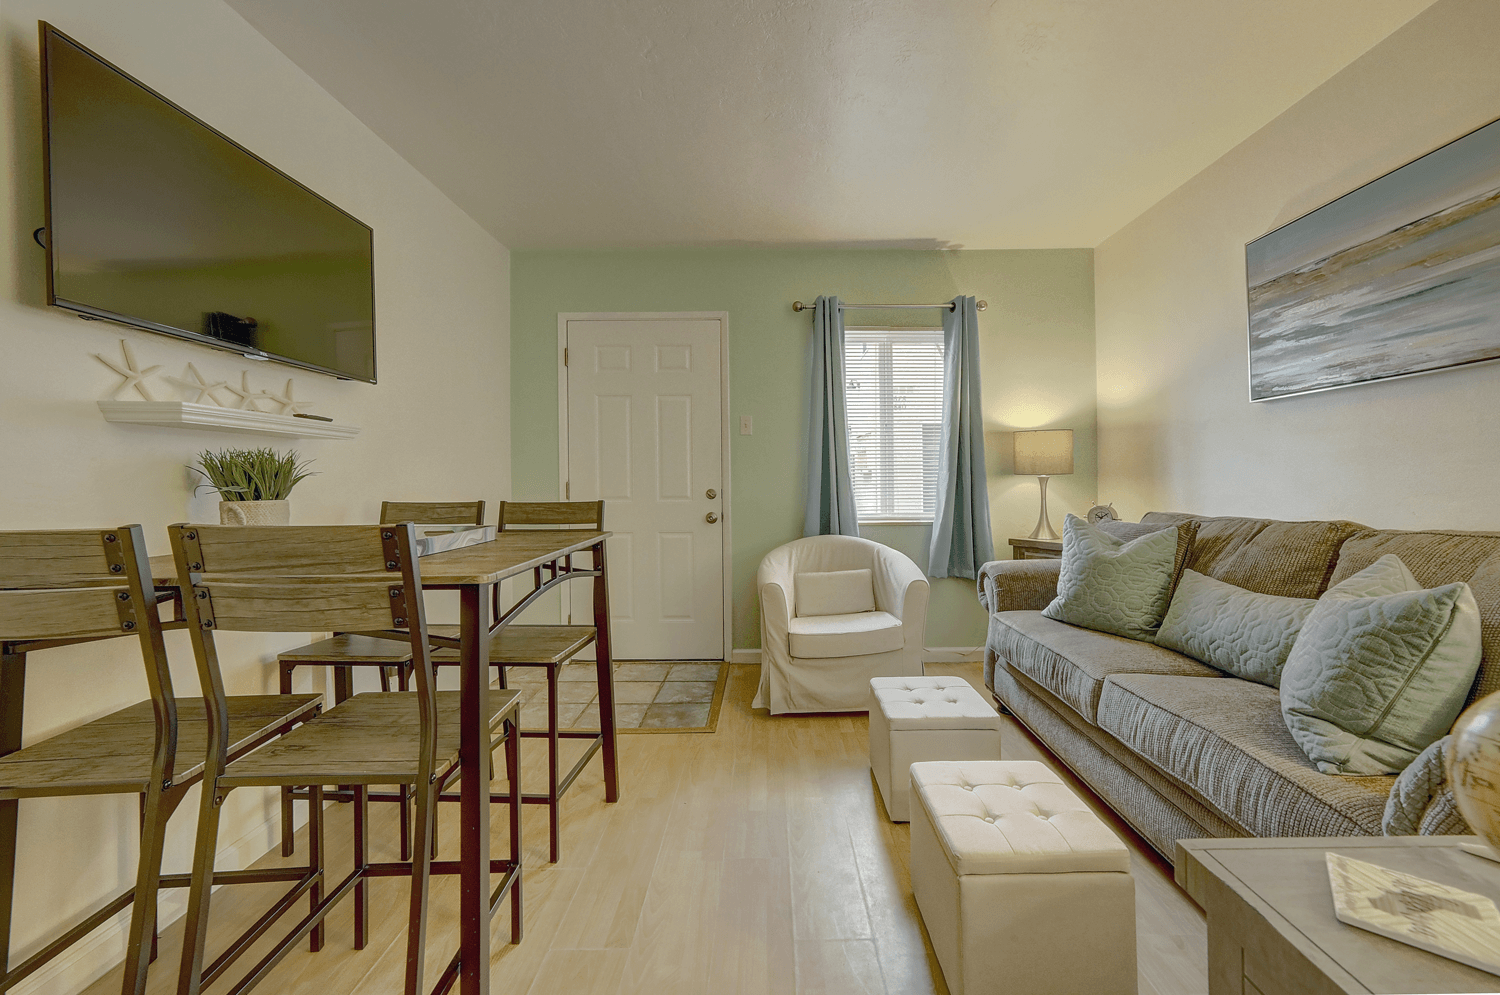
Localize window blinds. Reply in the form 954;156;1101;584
844;328;945;521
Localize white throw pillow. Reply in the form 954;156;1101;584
795;568;876;617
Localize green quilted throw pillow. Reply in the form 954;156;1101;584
1042;514;1180;641
1157;569;1315;687
1280;554;1481;776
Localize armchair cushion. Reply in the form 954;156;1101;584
796;568;877;617
789;611;904;658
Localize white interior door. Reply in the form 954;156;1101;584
565;317;725;660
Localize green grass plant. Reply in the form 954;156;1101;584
192;447;315;501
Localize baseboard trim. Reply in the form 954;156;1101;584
727;646;982;666
15;799;302;995
922;646;984;664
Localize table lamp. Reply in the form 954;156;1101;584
1014;429;1074;540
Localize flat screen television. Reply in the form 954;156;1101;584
40;22;376;383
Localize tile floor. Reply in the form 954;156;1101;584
501;661;725;731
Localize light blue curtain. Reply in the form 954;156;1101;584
929;296;994;577
803;296;860;536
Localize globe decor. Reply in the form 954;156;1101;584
1448;690;1500;856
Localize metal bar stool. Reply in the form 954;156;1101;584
0;526;320;995
274;500;486;860
170;522;522;995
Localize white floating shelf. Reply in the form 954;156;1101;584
98;401;360;441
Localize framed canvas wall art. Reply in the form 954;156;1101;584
1246;116;1500;401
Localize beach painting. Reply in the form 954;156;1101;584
1246;116;1500;401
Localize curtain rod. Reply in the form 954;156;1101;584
792;300;987;313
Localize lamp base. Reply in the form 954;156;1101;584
1029;475;1060;541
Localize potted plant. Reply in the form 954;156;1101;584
192;447;315;525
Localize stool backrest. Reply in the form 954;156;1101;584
380;501;486;528
0;525;178;780
169;523;438;779
496;501;604;531
0;527;157;641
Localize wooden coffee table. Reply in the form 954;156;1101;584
1177;836;1500;994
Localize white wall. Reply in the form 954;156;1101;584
0;2;510;990
1095;0;1500;529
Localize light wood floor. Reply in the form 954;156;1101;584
82;663;1208;995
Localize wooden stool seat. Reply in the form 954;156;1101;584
279;633;415;665
0;694;321;797
429;624;597;663
222;689;520;788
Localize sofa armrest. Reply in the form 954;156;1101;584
976;559;1061;614
1383;736;1472;836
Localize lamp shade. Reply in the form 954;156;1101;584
1014;429;1074;476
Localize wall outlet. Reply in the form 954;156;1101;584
740;415;753;435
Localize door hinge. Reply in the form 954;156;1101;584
565;481;570;499
563;347;568;366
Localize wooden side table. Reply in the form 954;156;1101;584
1009;537;1063;560
1177;836;1500;994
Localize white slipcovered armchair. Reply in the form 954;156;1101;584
752;535;930;715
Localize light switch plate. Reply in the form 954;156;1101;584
740;415;753;435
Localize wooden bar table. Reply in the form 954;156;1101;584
149;528;617;994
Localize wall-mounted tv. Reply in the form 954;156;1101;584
40;22;376;383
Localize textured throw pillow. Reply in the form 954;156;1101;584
1382;736;1469;837
795;568;876;617
1280;554;1482;775
1156;569;1315;687
1099;518;1197;591
1042;515;1182;641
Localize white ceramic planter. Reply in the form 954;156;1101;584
218;500;291;526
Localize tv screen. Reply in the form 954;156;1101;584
41;23;376;383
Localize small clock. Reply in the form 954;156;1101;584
1087;504;1119;525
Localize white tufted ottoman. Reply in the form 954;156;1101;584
909;760;1136;995
869;677;1001;822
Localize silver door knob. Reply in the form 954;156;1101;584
706;488;717;499
706;512;719;524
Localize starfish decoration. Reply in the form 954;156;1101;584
263;379;315;416
221;372;269;411
93;339;162;401
166;363;227;406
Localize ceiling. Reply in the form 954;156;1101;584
225;0;1437;250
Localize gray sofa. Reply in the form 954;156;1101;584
978;513;1495;863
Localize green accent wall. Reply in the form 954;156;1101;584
511;248;1096;651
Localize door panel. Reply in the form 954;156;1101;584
566;318;723;660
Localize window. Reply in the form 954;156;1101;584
844;327;945;521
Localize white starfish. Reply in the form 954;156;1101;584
263;379;315;416
222;372;269;411
94;340;162;401
166;363;227;405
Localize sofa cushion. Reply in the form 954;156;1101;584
1329;529;1500;707
795;568;876;617
788;610;902;658
1280;555;1481;776
1042;515;1186;641
1156;569;1315;687
1096;673;1393;837
1141;513;1365;599
988;611;1224;725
